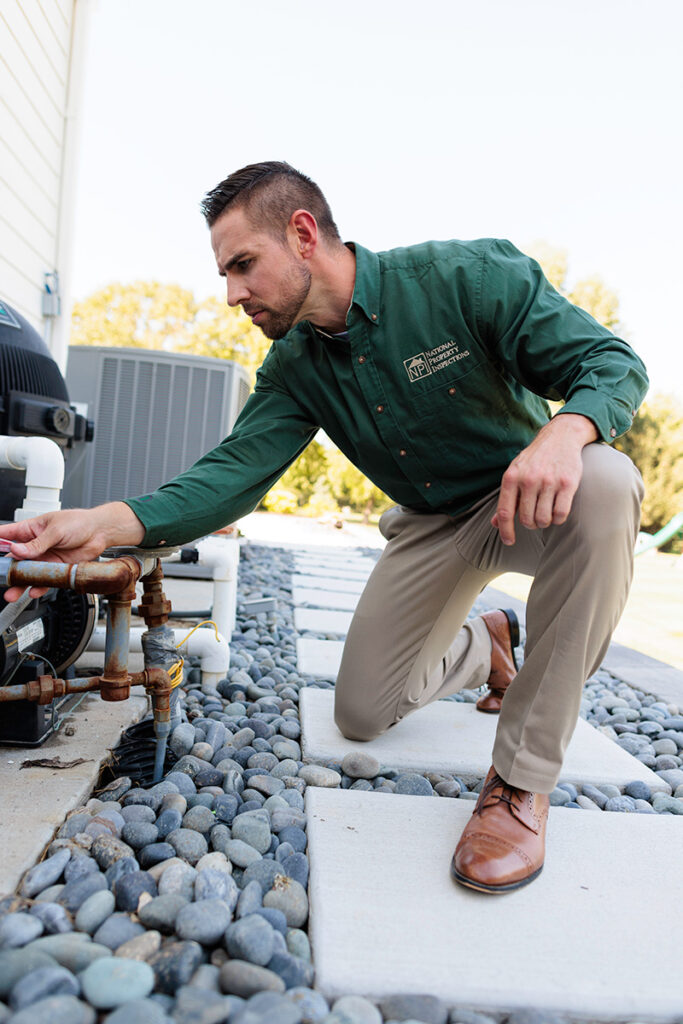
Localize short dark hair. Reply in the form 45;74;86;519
200;161;341;243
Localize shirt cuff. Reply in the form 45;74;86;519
557;390;637;443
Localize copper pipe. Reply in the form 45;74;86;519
137;562;172;629
6;556;142;595
0;675;101;704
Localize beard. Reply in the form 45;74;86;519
257;261;312;340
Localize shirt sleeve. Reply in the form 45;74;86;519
123;347;319;546
475;239;649;441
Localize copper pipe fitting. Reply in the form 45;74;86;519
6;556;143;595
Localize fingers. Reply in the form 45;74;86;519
3;585;48;602
494;473;519;545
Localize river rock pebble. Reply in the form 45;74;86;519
175;898;232;945
340;752;380;780
80;956;155;1008
8;994;96;1024
8;963;80;1010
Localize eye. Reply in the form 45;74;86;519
237;259;252;272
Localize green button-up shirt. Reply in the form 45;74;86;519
125;238;648;546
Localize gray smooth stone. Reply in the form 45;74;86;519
29;902;73;935
113;870;157;912
231;811;272;854
8;964;79;1010
75;890;116;935
263;876;308;927
340;752;380;780
219;959;285;998
195;868;239;909
101;997;170;1024
175;898;232;946
20;849;71;898
80;956;155;1009
29;934;112;972
379;993;448;1024
121;822;159;850
138;894;189;935
227;839;263;868
93;913;145;951
328;994;382;1024
167;828;209;864
232;989;302;1023
148;940;204;995
56;872;108;913
0;948;59;998
225;914;276;966
8;994;95;1024
394;773;434;797
0;913;43;950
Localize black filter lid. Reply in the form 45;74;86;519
0;300;68;401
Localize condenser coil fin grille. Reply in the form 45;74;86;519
63;347;252;511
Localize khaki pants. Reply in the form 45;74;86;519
334;443;644;793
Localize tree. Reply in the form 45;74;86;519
326;448;393;524
615;393;683;550
526;242;622;332
71;281;270;383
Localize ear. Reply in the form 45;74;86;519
288;209;318;258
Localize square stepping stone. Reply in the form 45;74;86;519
299;688;669;792
294;558;373;575
292;587;360;612
306;787;683;1018
294;608;353;635
292;573;366;594
293;564;371;582
297;638;345;679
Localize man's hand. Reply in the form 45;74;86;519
1;502;145;600
492;413;599;545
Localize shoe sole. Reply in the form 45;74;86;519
450;862;543;894
476;608;520;715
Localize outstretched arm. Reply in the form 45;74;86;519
492;413;598;545
1;502;146;600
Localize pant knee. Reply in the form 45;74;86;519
333;696;382;742
578;445;643;533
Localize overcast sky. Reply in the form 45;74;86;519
70;0;683;400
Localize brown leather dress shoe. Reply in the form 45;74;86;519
451;766;549;893
475;608;520;714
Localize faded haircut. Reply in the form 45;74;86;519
201;161;341;243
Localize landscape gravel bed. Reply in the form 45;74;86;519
0;541;680;1024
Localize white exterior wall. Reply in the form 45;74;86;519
0;0;91;370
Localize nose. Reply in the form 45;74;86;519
226;274;249;308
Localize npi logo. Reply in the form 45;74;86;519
403;353;432;381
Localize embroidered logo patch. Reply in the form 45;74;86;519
403;340;470;382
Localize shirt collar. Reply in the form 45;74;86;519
346;242;381;326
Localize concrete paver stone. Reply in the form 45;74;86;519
306;787;683;1020
292;574;366;595
297;638;345;678
292;587;360;612
299;687;669;792
294;608;353;635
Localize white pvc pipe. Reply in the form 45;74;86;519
87;624;230;690
195;535;240;639
0;435;64;519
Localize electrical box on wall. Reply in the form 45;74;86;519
62;346;251;508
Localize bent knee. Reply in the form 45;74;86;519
334;698;382;743
580;444;644;513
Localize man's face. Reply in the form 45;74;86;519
211;207;311;340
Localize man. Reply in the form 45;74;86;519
2;161;647;894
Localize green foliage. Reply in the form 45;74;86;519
71;281;270;384
615;393;683;551
526;242;622;331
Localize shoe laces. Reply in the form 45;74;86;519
475;772;525;817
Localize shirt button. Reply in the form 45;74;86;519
610;428;617;438
371;313;377;321
358;355;366;364
448;387;456;395
425;482;431;488
376;404;384;413
399;449;407;457
158;540;167;545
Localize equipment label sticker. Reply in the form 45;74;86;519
16;619;45;652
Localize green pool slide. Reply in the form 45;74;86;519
635;511;683;555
